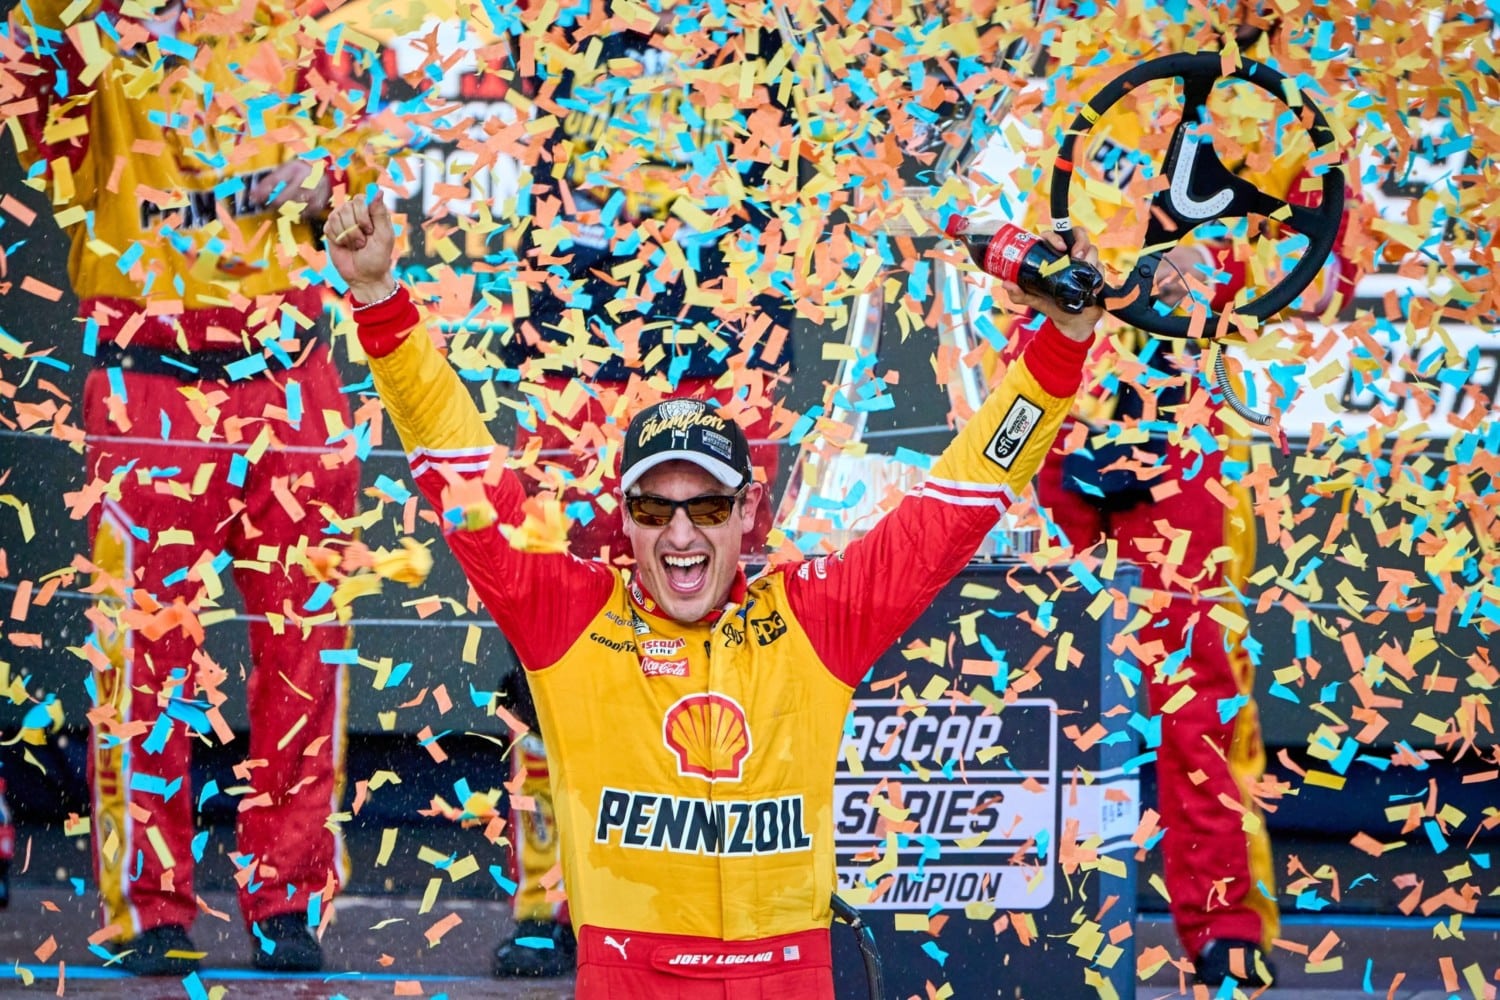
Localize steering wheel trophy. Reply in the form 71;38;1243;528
1052;51;1347;424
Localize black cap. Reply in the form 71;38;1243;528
620;398;752;494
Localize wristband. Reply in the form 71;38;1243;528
351;283;402;311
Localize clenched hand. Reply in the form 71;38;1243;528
324;196;397;305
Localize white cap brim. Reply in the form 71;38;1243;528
620;452;745;494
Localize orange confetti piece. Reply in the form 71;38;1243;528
423;912;463;947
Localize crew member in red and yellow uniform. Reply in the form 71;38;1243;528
999;4;1362;987
323;193;1102;997
8;0;383;975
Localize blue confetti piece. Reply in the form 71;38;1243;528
566;500;595;526
1423;818;1448;853
252;920;275;955
1069;560;1103;595
1264;680;1299;703
128;772;183;801
1294;890;1330;911
892;447;933;470
199;779;220;811
515;936;555;951
1216;693;1249;725
107;366;128;403
488;865;518;896
143;713;173;754
228;452;249;487
304;581;335;612
320;648;360;664
226;353;269;381
116;241;144;274
1330;737;1359;776
920;941;948;966
183;972;210;1000
286;380;303;429
191;831;208;863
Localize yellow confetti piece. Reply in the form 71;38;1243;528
418;876;441;915
964;902;996;921
1084;969;1119;1000
1054;631;1074;671
919;673;948;700
1304;771;1346;791
376;828;398;867
1207;602;1249;634
200;609;236;628
461;624;481;664
841;741;864;777
146;826;176;871
1159;684;1196;717
1410;713;1448;737
371;538;433;586
275;715;309;753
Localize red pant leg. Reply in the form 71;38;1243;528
1108;446;1275;957
84;369;233;936
225;347;358;927
1037;430;1274;956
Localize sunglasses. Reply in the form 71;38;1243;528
625;491;744;528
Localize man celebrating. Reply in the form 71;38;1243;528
324;193;1101;997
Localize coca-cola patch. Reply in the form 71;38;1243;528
642;657;689;677
985;396;1044;470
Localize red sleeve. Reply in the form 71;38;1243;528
351;286;421;357
781;489;1002;687
354;292;614;670
784;329;1081;686
435;473;616;672
1024;319;1092;398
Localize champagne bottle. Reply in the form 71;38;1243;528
946;217;1104;314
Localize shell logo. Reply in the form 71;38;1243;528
662;693;752;782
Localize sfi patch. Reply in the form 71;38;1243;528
985;396;1044;470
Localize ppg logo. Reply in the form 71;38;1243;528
751;612;787;646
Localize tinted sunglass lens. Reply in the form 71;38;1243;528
627;494;737;527
685;497;734;525
629;497;674;526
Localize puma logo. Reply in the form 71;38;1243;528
604;935;630;961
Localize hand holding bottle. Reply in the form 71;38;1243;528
947;218;1105;342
